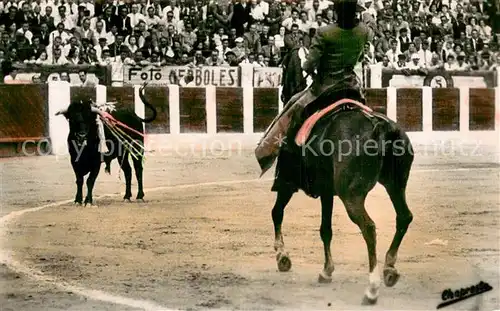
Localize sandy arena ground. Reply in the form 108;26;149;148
1;143;499;311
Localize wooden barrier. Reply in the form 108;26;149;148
0;84;49;157
1;84;499;158
179;87;207;133
106;86;135;111
253;88;279;133
365;89;387;115
396;88;423;132
216;87;244;133
144;86;170;134
432;88;460;131
70;86;96;103
469;88;495;131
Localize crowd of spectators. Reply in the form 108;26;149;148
0;0;499;84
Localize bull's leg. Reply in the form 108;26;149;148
382;185;412;287
104;155;112;174
74;174;84;205
318;193;334;283
119;152;133;201
132;156;144;201
341;194;380;305
84;165;101;206
272;189;294;272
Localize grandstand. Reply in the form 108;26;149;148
0;0;497;85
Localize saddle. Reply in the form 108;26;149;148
295;98;374;146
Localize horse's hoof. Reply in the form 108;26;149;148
276;253;292;272
318;272;332;283
73;201;82;206
383;267;400;287
136;198;146;203
361;295;378;305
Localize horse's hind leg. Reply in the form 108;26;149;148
272;189;294;272
379;145;413;288
318;193;334;283
340;194;380;305
382;185;412;287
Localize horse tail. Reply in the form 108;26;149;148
374;116;414;188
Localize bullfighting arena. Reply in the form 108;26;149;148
1;142;499;311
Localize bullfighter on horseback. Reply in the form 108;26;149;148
257;1;414;303
255;0;373;176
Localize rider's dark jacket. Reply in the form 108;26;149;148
303;22;373;98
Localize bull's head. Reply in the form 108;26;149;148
56;100;99;148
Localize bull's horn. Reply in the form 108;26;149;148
55;108;68;116
91;107;105;117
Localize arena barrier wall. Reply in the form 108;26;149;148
0;84;50;157
2;81;499;157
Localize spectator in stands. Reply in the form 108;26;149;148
2;60;18;82
232;37;247;62
60;72;70;82
490;53;500;70
444;54;456;71
386;39;400;66
67;47;81;64
394;54;408;70
36;51;49;64
0;0;498;85
428;53;444;70
205;49;223;65
408;53;425;72
224;50;239;66
455;53;470;71
244;23;262;54
32;73;42;83
273;26;286;49
418;41;433;68
76;70;93;86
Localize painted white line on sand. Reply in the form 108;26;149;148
0;167;498;310
0;178;268;311
412;167;499;173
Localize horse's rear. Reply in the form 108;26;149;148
271;105;414;305
310;108;414;197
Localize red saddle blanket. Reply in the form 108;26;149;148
295;98;373;146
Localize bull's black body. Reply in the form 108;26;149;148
102;88;156;201
60;85;156;205
64;100;102;205
270;52;415;304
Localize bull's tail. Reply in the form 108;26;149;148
137;83;157;123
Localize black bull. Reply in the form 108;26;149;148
57;84;157;205
271;50;414;304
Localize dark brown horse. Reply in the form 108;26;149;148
270;54;414;305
